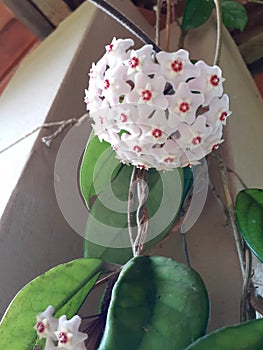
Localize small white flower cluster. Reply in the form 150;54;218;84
35;306;87;350
85;38;231;170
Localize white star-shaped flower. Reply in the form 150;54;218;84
177;115;212;151
54;315;87;350
88;56;107;82
205;94;231;126
105;37;134;66
44;337;57;350
168;82;204;125
205;124;224;152
150;139;183;171
125;72;168;110
124;44;159;77
156;49;200;89
35;306;58;341
188;60;225;105
100;64;131;105
85;38;230;170
179;148;205;167
84;89;102;113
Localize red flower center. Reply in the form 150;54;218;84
58;332;68;344
128;57;139;68
120;113;128;122
36;321;45;334
212;144;219;151
107;43;114;53
141;89;152;101
210;74;220;87
133;145;142;152
219;111;227;122
152;129;162;138
99;116;104;125
192;136;202;145
137;164;145;169
104;79;110;89
179;102;190;113
171;60;183;73
164;157;174;163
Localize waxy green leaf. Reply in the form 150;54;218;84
186;319;263;349
221;1;248;31
84;166;186;264
182;0;213;31
80;133;122;209
236;188;263;261
99;256;209;350
0;258;105;349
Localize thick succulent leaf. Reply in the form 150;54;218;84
0;258;105;350
79;133;122;209
182;0;213;31
99;256;209;350
221;0;248;31
84;166;186;264
84;165;133;264
186;319;263;349
235;188;263;262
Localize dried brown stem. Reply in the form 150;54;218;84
134;169;148;255
164;0;171;51
93;270;121;289
128;167;137;257
226;166;248;189
215;152;245;277
128;168;149;257
240;247;254;321
154;0;161;46
0;114;89;154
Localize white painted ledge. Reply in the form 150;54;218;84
0;4;98;218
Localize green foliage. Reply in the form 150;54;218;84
84;165;134;264
181;0;248;33
221;1;248;31
186;319;263;349
0;258;105;350
236;188;263;262
182;0;214;31
79;133;122;209
84;166;186;264
98;256;209;350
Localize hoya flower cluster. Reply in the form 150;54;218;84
84;38;231;170
35;306;87;350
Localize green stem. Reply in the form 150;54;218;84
213;0;222;65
